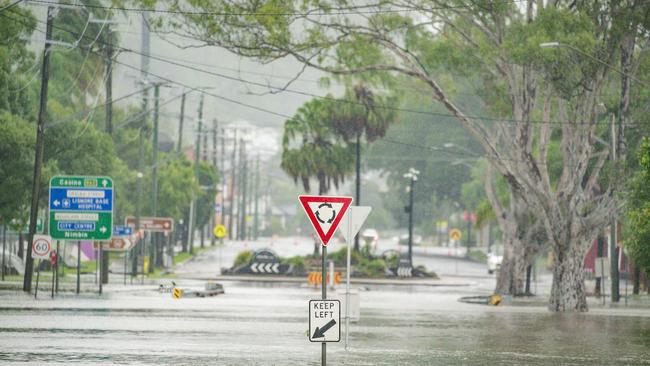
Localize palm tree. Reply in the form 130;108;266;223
329;85;397;251
281;99;354;255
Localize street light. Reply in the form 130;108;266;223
403;167;420;265
539;42;650;89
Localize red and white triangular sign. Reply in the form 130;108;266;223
299;195;353;246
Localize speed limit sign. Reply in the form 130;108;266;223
31;235;53;260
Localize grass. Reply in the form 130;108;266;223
467;250;488;263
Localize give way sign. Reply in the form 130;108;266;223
299;195;352;246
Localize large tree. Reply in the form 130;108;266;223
281;98;354;254
155;1;647;311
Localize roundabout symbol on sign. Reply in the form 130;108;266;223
315;203;336;224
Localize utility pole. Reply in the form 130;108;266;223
220;128;226;226
150;83;161;272
228;131;238;240
253;156;260;240
24;6;55;292
610;114;620;302
190;93;204;254
105;26;113;135
210;119;218;246
239;141;248;241
100;23;114;285
177;91;185;153
133;12;150;278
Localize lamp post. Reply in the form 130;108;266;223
403;168;419;265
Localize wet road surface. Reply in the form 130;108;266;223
1;280;649;365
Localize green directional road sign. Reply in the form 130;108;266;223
48;176;113;240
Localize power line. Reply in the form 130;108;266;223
25;0;525;16
7;7;645;130
12;7;641;128
0;0;22;13
46;86;153;128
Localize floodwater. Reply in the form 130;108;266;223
0;282;649;365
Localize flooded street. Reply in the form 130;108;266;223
1;280;649;365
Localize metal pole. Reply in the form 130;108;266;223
24;6;55;293
98;247;103;295
321;243;327;366
2;225;6;281
76;241;81;294
408;178;414;265
124;252;127;285
34;260;41;299
345;210;351;351
354;132;361;253
55;241;59;293
51;254;55;299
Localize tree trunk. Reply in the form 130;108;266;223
548;243;588;312
495;239;527;295
17;233;24;260
632;264;640;295
525;265;533;294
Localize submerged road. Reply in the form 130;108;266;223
0;239;648;365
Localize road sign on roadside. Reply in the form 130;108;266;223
172;287;183;299
298;195;352;246
113;225;133;236
309;299;340;342
48;176;113;240
449;228;462;241
337;206;372;242
125;216;174;232
31;235;52;260
213;224;226;238
100;237;133;251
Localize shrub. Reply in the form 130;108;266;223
233;250;253;267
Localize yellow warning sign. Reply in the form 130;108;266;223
213;224;227;239
172;287;183;299
449;228;462;241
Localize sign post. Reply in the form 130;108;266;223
31;235;52;299
299;195;352;366
337;206;371;351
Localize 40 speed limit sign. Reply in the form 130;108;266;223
31;235;53;260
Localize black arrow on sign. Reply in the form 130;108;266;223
312;319;337;339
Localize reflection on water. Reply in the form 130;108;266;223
0;287;648;365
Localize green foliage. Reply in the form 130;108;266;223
194;160;219;228
233;250;253;267
281;98;354;194
625;138;650;275
283;255;306;275
356;258;386;277
467;250;488;264
0;112;35;224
